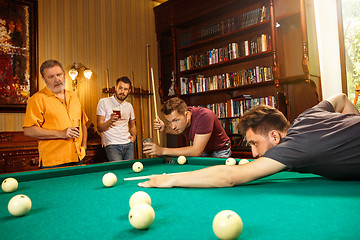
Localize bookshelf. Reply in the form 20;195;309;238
154;0;320;158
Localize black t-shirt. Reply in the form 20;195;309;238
263;100;360;180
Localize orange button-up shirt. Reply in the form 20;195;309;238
23;87;88;167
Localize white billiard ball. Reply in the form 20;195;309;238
239;159;250;165
225;158;237;165
102;172;117;187
212;210;243;240
132;162;143;173
128;203;155;229
2;177;18;193
129;191;151;208
8;194;32;217
177;155;187;165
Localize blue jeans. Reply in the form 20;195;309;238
202;148;232;158
105;142;134;161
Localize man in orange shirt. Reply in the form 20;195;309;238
23;59;88;168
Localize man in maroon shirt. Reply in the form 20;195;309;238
143;97;231;157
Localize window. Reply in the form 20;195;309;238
341;0;360;107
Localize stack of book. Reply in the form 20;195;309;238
180;66;273;95
192;94;277;120
179;6;269;47
190;93;278;134
228;95;277;118
180;34;271;71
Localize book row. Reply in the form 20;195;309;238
179;6;269;47
193;95;278;120
180;16;241;47
180;34;271;71
180;66;273;95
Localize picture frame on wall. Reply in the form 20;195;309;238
0;0;37;113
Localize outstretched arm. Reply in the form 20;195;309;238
138;157;286;188
327;93;360;115
143;133;210;156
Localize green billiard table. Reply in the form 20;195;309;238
0;157;359;240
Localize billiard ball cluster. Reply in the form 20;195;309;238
128;191;155;229
2;157;246;239
2;177;32;217
225;158;250;165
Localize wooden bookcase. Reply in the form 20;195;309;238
154;0;320;158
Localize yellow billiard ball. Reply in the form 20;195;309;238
129;191;151;208
132;162;143;173
225;158;237;165
2;177;18;193
177;155;187;165
8;194;32;217
212;210;243;240
239;159;250;165
102;172;117;187
128;203;155;229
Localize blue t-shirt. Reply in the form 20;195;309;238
263;100;360;180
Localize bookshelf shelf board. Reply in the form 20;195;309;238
232;146;251;151
227;133;243;136
178;20;271;51
219;116;240;120
179;50;273;75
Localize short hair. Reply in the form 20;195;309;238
40;59;64;78
116;76;132;88
161;97;188;116
239;105;290;136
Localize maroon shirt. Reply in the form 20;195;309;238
182;107;230;154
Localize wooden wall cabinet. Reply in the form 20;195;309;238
153;0;320;158
0;131;107;173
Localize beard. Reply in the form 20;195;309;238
115;93;128;101
48;82;65;94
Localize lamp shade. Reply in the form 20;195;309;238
69;68;78;80
83;69;92;79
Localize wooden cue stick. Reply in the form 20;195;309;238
151;67;161;145
130;71;142;159
123;171;187;181
139;84;146;158
146;44;153;140
106;69;110;97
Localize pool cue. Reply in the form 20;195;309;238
123;171;187;181
139;84;146;158
106;69;110;97
146;44;153;140
131;71;142;159
151;67;161;145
